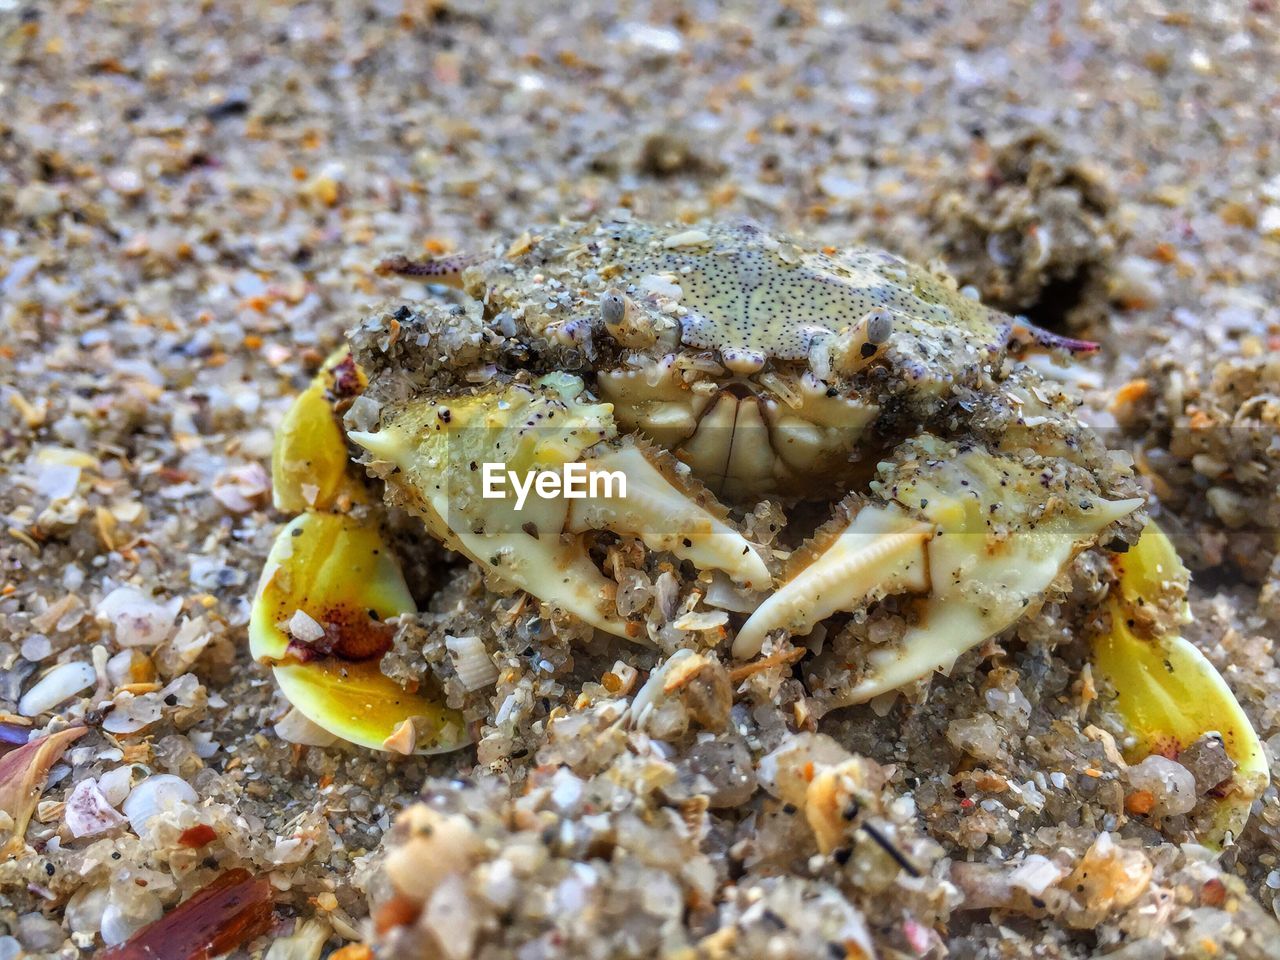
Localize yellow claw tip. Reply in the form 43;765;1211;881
1092;520;1266;845
274;661;469;756
271;382;352;513
249;511;469;755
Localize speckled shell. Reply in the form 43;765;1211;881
463;219;1012;383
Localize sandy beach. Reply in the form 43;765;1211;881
3;2;1279;956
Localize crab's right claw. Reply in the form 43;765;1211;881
349;374;638;640
1092;522;1267;845
569;443;771;590
351;374;767;642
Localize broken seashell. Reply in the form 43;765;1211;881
122;774;197;837
18;661;96;717
98;868;274;960
272;708;339;748
65;778;128;838
445;635;498;691
0;726;87;855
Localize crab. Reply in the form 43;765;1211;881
250;219;1264;841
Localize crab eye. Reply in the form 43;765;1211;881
600;288;658;348
865;309;893;347
810;310;894;379
601;290;627;328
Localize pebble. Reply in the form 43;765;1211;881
1127;755;1198;818
19;635;52;662
15;914;63;954
95;587;182;649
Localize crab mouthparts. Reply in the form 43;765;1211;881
597;365;881;502
677;387;778;498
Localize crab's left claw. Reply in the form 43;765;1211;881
1092;522;1267;845
271;351;369;513
732;505;932;659
737;439;1144;703
843;447;1142;703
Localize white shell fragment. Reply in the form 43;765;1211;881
662;228;711;249
446;635;499;691
287;609;326;643
102;692;164;735
96;765;135;806
273;707;340;748
100;891;163;947
64;778;128;838
1007;855;1067;897
96;586;182;648
263;918;331;960
121;774;197;837
18;661;97;717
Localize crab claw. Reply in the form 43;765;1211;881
271;349;368;513
569;442;770;590
351;375;769;640
250;512;469;755
253;356;468;755
844;443;1142;702
349;374;636;640
737;438;1144;702
1092;521;1267;844
732;505;931;659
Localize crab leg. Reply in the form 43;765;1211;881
1091;521;1266;844
350;375;766;641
